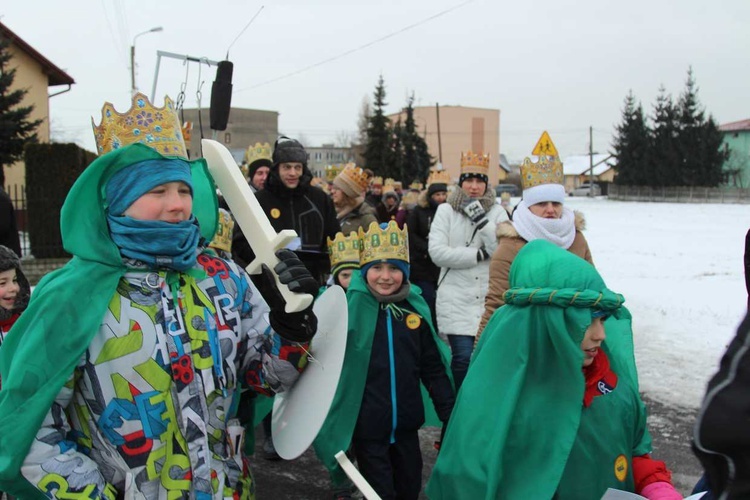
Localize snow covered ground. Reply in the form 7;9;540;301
521;196;747;410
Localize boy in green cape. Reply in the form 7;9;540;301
0;94;318;499
426;240;680;499
314;221;455;500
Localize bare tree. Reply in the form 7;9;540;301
335;130;355;148
357;95;371;146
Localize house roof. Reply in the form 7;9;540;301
0;22;75;86
561;154;617;176
499;154;511;172
719;119;750;132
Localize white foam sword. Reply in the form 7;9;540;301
201;139;314;313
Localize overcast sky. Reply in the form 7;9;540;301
3;0;748;162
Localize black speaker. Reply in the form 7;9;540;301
210;60;233;131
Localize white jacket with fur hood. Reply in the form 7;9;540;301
428;188;508;338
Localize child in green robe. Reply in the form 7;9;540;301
427;239;680;500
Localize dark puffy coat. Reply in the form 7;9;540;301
232;163;340;284
406;191;440;283
693;313;750;499
353;299;454;440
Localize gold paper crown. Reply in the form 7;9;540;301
358;221;409;267
337;163;371;193
409;181;423;190
209;208;235;254
92;93;187;158
327;231;361;271
370;176;383;187
520;155;564;189
460;151;490;175
325;164;343;182
244;142;272;165
427;169;451;186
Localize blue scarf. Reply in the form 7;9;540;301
105;158;200;271
107;215;201;271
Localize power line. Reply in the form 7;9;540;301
234;0;475;93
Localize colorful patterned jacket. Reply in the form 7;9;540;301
21;255;308;499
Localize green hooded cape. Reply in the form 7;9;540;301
0;144;217;497
313;272;452;485
426;239;644;499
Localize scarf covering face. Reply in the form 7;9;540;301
0;144;217;497
512;199;577;249
105;158;201;271
447;185;497;215
426;240;645;500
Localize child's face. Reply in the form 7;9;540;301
366;263;403;296
581;317;606;367
0;268;20;311
124;182;192;222
336;269;353;290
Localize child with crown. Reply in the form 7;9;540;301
428;151;508;392
475;153;594;343
314;221;455;500
0;94;319;499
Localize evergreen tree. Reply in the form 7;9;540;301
389;119;405;182
0;35;43;187
399;94;433;184
676;67;726;186
612;91;650;186
363;75;392;178
649;86;680;187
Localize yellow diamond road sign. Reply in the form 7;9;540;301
531;131;558;156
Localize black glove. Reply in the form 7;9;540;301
476;247;491;262
256;249;319;342
462;199;488;229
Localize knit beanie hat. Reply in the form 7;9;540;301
0;245;30;319
248;158;272;180
459;151;490;187
520;156;565;206
333;164;370;199
428;182;448;197
272;136;308;166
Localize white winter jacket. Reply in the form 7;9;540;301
428;191;508;338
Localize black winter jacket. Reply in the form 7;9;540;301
353;299;454;440
232;164;340;284
406;195;441;283
693;312;750;499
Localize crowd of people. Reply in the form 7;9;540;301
0;92;743;500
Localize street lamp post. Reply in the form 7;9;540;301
131;27;164;96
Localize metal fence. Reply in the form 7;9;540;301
5;184;30;257
608;184;750;204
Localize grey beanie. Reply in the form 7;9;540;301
272;136;308;166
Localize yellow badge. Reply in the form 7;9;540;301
270;208;281;219
614;454;628;482
406;314;421;330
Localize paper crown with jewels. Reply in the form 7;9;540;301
92;93;187;158
244;142;272;166
325;164;343;182
334;163;371;197
358;221;409;267
209;208;235;254
460;151;490;175
520;155;564;189
327;231;362;274
370;176;383;187
409;181;424;191
427;169;451;186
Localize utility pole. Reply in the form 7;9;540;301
589;126;594;196
131;27;164;96
436;103;443;165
